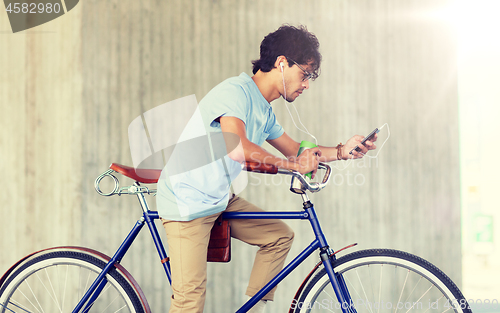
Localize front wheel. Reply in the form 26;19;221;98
0;247;149;313
292;249;471;313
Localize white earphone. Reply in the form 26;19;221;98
280;61;284;72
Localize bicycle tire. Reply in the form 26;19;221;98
291;249;471;313
0;247;148;313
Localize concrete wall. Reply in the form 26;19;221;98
0;0;460;312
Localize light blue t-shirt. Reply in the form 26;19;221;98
157;72;284;221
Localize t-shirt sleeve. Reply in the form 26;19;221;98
203;84;249;128
266;110;285;140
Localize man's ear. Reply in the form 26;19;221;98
274;56;287;70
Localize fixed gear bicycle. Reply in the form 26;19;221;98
0;162;472;313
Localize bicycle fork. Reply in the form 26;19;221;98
320;253;357;313
305;200;357;313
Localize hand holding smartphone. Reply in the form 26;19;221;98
349;128;379;155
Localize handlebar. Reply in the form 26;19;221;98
243;161;332;193
94;162;332;197
244;162;278;174
280;163;331;193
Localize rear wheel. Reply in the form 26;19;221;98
292;249;471;313
0;249;147;313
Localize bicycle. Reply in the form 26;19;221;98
0;162;472;313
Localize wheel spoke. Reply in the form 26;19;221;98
24;281;43;313
422;295;444;313
113;304;128;313
402;276;422;305
62;265;68;311
0;302;17;313
83;268;92;296
5;299;33;313
44;268;63;313
344;275;363;308
34;270;59;312
377;265;383;313
404;285;433;313
440;306;453;313
322;289;337;302
100;294;119;313
86;283;113;312
394;270;410;313
78;266;82;301
356;269;374;313
367;265;376;309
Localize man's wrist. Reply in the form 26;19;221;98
336;143;344;160
276;159;300;172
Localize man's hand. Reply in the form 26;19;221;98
342;134;378;159
288;147;321;178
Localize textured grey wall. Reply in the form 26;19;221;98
0;0;459;312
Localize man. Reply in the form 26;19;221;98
157;24;376;313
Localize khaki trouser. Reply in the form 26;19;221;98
162;195;295;313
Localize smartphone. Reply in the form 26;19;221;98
349;128;379;154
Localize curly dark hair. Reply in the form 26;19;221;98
252;25;321;80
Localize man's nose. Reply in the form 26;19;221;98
302;79;310;90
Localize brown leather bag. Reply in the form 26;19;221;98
207;216;231;262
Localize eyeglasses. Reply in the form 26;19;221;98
286;57;318;81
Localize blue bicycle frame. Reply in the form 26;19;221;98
73;189;356;313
